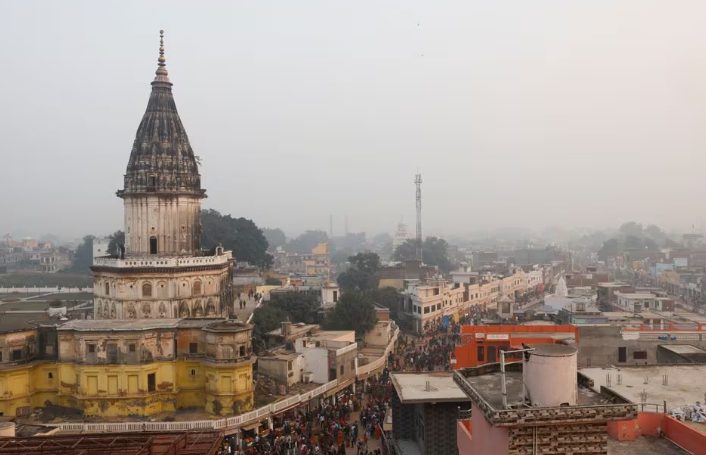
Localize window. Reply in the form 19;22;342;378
150;237;158;255
48;372;53;379
633;351;647;360
424;306;430;314
618;347;627;363
11;350;21;361
193;281;202;296
189;343;198;354
87;344;96;354
340;364;344;375
239;346;246;357
142;282;152;297
147;373;156;392
190;369;196;377
129;344;136;353
477;346;485;362
104;282;110;296
0;352;2;362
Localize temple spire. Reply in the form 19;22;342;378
154;30;170;84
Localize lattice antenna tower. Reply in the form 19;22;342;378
415;173;423;262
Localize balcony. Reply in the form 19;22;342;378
93;251;232;269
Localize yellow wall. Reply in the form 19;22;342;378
0;358;253;418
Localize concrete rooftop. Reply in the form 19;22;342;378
660;344;706;355
391;372;470;404
462;370;609;410
580;365;706;412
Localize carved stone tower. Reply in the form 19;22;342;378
92;31;234;320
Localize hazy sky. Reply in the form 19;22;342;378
2;1;706;241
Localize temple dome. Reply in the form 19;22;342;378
118;30;205;199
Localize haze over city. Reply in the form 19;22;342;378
2;1;706;240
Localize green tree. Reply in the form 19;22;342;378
348;252;380;274
68;235;95;273
392;239;418;262
324;292;377;336
286;230;329;254
598;238;621;261
201;209;273;269
421;236;454;272
269;291;321;324
337;252;380;292
337;268;379;293
107;230;125;257
251;304;289;351
262;228;287;252
365;286;400;320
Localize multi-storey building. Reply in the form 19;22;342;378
0;32;254;419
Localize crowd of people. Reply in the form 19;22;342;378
217;313;467;455
217;390;388;455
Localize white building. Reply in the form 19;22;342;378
393;219;410;251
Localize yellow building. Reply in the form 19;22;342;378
0;318;254;418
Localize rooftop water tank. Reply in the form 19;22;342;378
523;344;577;407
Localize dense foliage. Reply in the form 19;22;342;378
324;291;377;337
201;209;273;269
337;252;380;292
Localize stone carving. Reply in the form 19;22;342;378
158;302;167;318
142;302;152;318
193;300;204;317
110;303;117;319
179;301;190;318
126;303;137;319
205;299;216;316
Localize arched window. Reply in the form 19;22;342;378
150;236;158;255
193;281;202;296
104;282;110;296
142;282;152;298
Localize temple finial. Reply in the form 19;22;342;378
158;30;166;67
154;29;170;83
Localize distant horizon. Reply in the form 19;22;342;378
3;2;706;239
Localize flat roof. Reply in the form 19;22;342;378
0;313;55;333
608;436;690;455
391;372;470;404
57;318;244;332
616;293;656;299
659;345;706;355
580;365;706;411
461;370;608;410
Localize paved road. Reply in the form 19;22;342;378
232;294;261;322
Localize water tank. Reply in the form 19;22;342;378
523;345;577;407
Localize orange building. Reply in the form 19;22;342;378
452;325;578;369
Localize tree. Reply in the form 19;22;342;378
286;230;329;254
370;233;393;259
262;228;287;252
324;292;377;336
269;291;321;324
598;239;621;261
348;252;380;275
619;222;643;239
333;233;366;252
68;235;95;273
623;235;643;250
392;239;418;262
337;252;380;292
338;268;379;293
422;237;454;273
107;230;125;257
251;304;289;352
365;286;400;321
644;224;666;243
201;209;273;269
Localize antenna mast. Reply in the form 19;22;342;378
415;173;423;262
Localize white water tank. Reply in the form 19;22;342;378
523;344;577;407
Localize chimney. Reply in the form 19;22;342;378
281;320;291;337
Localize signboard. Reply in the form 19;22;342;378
486;334;510;340
475;333;485;339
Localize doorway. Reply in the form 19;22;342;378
150;237;158;255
